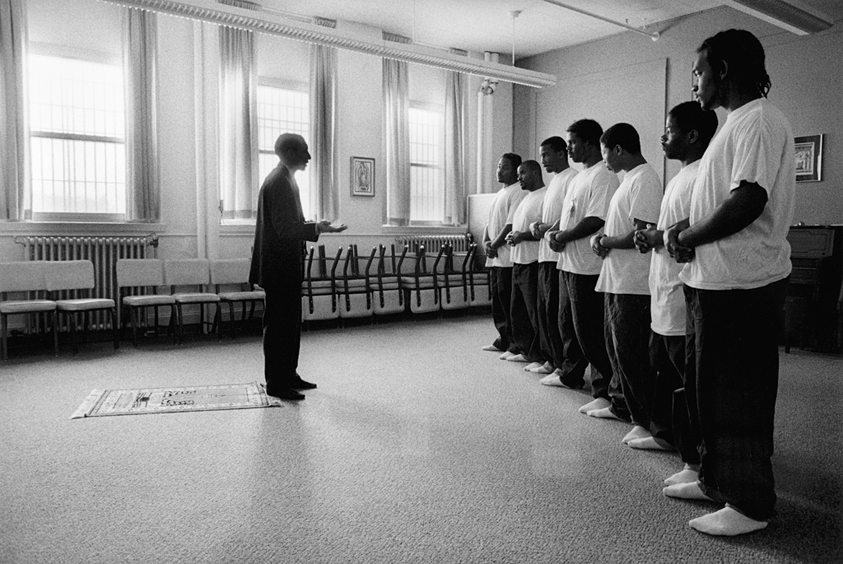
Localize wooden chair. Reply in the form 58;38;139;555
116;258;177;347
163;259;221;343
210;258;265;338
45;260;119;355
0;261;58;360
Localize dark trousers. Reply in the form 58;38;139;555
490;267;515;352
537;262;567;369
685;278;788;521
263;285;303;388
511;263;542;362
559;271;613;399
605;293;652;424
649;332;686;450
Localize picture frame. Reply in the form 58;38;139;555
351;156;375;197
795;134;823;183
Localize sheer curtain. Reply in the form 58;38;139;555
444;66;467;225
382;34;411;226
124;7;159;222
310;25;338;221
219;0;258;220
0;0;28;220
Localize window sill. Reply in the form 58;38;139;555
0;221;165;236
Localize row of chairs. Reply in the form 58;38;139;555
0;258;263;359
301;243;491;323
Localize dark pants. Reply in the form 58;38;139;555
490;267;516;353
263;284;303;389
685;278;788;521
559;271;613;399
537;262;567;369
605;293;652;424
511;263;542;362
649;332;685;450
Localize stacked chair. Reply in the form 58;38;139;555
436;244;474;313
399;245;447;315
301;245;342;325
369;244;407;318
337;245;376;322
466;243;492;309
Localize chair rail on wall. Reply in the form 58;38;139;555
15;235;159;330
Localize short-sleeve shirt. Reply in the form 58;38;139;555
556;163;619;275
679;99;795;290
485;183;527;268
539;168;578;263
511;186;547;265
650;161;699;336
596;163;662;295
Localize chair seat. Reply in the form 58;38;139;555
305;279;335;289
172;293;221;304
123;295;176;307
0;300;57;314
218;290;265;302
55;298;115;311
370;281;401;291
400;276;436;289
340;278;368;289
436;274;467;285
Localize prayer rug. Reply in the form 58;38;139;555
71;381;281;419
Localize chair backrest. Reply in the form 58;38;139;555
45;260;94;292
210;258;251;286
0;261;50;294
116;259;166;289
164;259;211;287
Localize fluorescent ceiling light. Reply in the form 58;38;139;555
98;0;558;88
721;0;834;35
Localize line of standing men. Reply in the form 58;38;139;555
482;28;794;537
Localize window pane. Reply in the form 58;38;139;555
257;85;310;218
28;55;125;216
409;107;444;222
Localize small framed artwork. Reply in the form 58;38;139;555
351;156;375;196
794;134;823;182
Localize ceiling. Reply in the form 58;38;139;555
259;0;842;59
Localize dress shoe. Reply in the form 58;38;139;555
264;387;305;400
291;378;317;390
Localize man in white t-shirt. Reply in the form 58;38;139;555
545;119;619;415
632;102;717;473
529;137;579;376
482;153;526;359
505;160;547;366
663;29;795;537
589;123;662;437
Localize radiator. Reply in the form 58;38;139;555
394;233;473;254
15;235;159;330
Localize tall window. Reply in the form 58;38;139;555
257;83;310;217
409;105;444;222
28;54;126;220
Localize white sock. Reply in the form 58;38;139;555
622;425;651;444
664;465;700;486
663;481;712;501
524;362;543;372
627;437;673;451
578;397;610;414
689;506;768;536
587;407;623;421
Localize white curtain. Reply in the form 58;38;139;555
444;69;467;225
124;7;160;222
309;40;338;221
383;41;410;226
219;0;258;220
0;0;28;220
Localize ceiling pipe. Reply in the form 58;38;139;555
541;0;660;41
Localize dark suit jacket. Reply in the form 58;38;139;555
250;164;320;291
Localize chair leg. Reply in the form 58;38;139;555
176;305;184;344
1;314;7;361
69;313;79;355
51;311;59;357
109;308;119;349
229;302;236;339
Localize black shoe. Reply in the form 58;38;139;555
265;387;305;400
291;378;317;390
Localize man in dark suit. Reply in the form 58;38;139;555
250;133;347;400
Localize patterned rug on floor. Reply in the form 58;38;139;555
71;381;281;419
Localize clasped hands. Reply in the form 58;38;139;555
664;220;694;263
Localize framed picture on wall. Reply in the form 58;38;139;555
351;157;375;196
795;134;823;182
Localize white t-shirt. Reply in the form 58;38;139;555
511;186;547;265
539;168;578;263
595;163;662;295
680;99;795;290
485;183;526;268
556;163;619;276
650;161;699;336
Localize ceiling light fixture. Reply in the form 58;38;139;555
98;0;558;88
